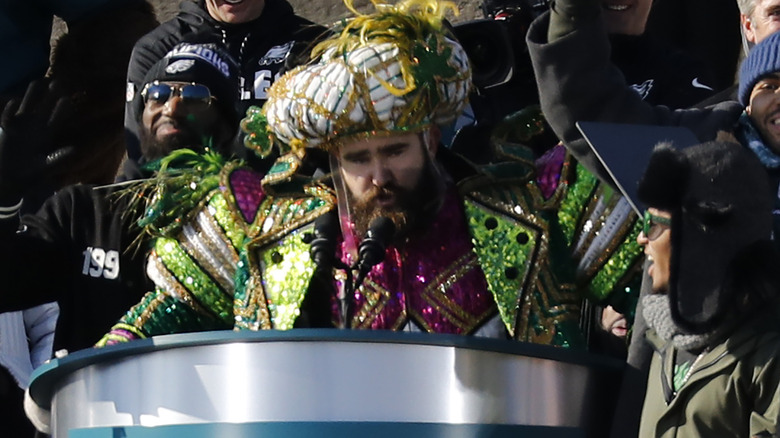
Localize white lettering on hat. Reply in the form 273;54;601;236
170;43;231;78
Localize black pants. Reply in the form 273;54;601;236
0;365;35;437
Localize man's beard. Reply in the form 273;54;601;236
139;125;204;161
349;159;441;242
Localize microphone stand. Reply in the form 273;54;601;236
340;267;354;329
345;217;395;328
310;213;394;329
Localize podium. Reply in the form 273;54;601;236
29;330;622;437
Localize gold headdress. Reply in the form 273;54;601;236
243;0;471;156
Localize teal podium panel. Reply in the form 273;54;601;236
71;422;585;438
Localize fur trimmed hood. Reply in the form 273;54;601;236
637;140;773;333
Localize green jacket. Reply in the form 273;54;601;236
98;149;641;348
640;313;780;437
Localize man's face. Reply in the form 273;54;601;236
601;0;653;35
205;0;265;24
637;208;672;293
140;81;227;160
747;73;780;154
600;305;628;339
742;0;780;44
338;131;439;238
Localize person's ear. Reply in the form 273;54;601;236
746;104;753;116
742;14;757;44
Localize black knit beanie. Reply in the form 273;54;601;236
137;41;239;127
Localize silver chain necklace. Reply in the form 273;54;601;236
220;28;250;65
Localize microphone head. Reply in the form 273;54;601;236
365;216;396;242
310;210;339;268
357;216;396;271
314;210;339;239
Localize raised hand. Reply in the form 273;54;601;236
0;80;77;202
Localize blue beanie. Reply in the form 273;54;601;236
739;31;780;106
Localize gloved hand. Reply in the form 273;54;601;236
548;0;601;42
0;79;77;203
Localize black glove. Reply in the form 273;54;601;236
0;79;77;203
547;0;601;42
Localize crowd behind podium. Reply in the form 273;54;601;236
1;0;779;437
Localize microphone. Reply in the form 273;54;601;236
353;216;395;292
301;210;346;328
310;210;340;269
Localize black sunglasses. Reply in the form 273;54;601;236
141;81;214;107
642;210;671;241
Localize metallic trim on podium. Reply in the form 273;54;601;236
29;330;622;437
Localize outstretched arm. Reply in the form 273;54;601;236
526;1;740;181
97;236;237;346
96;182;248;345
0;81;81;311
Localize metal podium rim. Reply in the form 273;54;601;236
29;329;623;408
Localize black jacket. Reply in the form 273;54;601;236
0;183;152;353
123;0;325;162
610;33;716;109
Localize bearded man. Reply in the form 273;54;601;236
100;0;628;348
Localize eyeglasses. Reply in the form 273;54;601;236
141;81;214;107
642;210;671;241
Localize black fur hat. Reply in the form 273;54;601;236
637;140;773;333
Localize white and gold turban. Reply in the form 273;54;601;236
243;0;472;156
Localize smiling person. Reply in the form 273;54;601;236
0;41;240;435
123;0;327;170
0;40;240;434
633;140;780;438
528;2;780;435
137;44;239;162
528;6;780;253
533;0;780;250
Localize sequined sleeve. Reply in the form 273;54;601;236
557;160;643;307
96;190;247;346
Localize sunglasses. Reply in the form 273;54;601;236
141;81;214;107
642;210;671;241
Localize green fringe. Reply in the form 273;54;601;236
121;150;239;241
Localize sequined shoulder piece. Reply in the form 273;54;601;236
558;161;643;303
259;153;320;197
225;166;265;224
463;181;584;347
235;183;336;331
249;182;336;248
462;190;548;337
133;151;229;239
